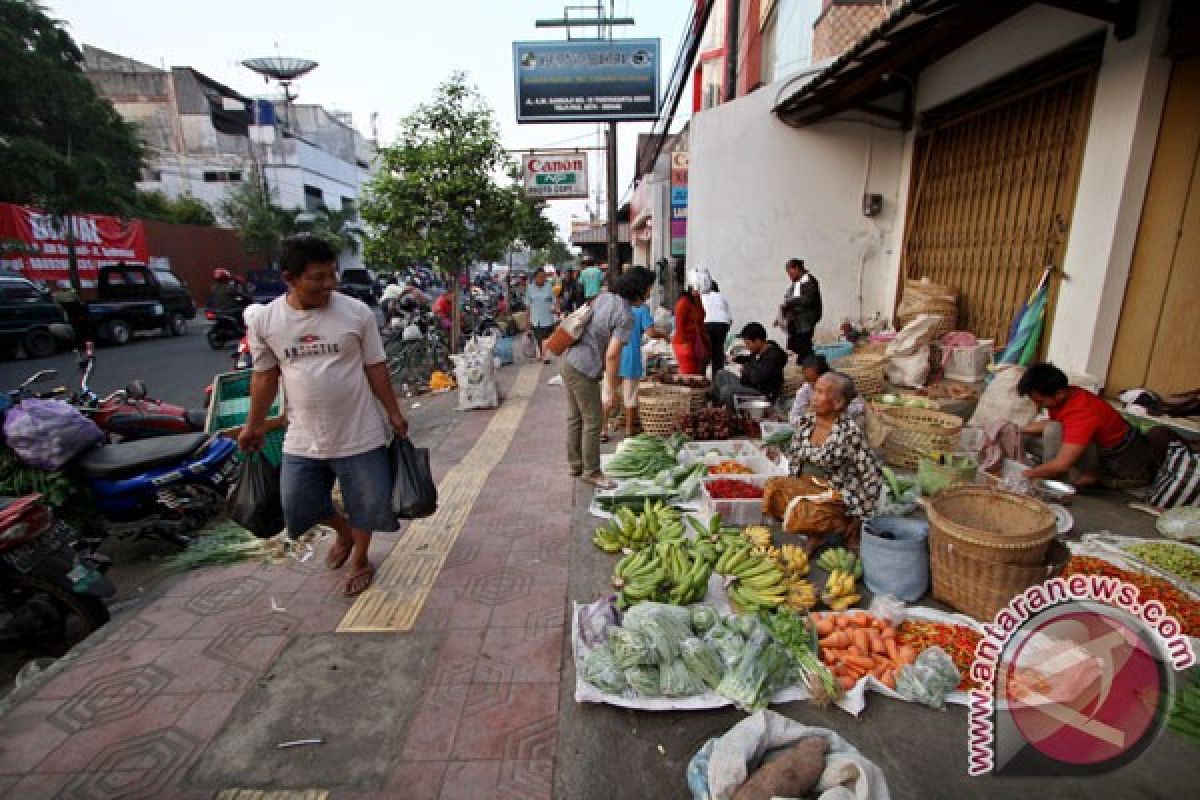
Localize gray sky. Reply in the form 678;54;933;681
47;0;694;241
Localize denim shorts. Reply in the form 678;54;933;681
281;446;395;536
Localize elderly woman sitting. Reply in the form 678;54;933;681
787;372;883;547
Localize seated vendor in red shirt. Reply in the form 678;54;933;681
1018;363;1162;488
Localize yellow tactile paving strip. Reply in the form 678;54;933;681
337;364;541;632
216;791;329;800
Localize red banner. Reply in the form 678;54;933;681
0;202;147;286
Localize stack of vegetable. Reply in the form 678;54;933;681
896;619;982;691
603;433;688;480
814;611;915;691
594;463;707;513
1122;541;1200;585
1063;555;1200;636
580;604;794;709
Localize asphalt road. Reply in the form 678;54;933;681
0;323;235;409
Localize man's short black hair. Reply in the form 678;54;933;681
801;354;830;374
738;322;767;341
279;235;337;279
1017;362;1069;397
786;258;805;272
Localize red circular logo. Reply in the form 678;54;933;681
1002;608;1165;767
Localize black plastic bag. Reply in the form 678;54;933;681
227;455;285;538
391;437;437;520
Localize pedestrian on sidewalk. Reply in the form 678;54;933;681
563;266;655;488
609;279;666;440
777;258;822;365
672;285;708;375
524;267;556;364
701;280;732;374
239;235;409;598
579;259;605;301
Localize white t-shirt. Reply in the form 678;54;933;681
248;292;389;459
702;290;731;324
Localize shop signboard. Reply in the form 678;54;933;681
670;151;688;257
0;202;148;286
513;39;661;123
522;153;590;199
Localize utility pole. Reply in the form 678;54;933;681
604;0;621;277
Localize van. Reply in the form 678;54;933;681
0;271;75;358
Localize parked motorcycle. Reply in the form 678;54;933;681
72;342;207;439
0;494;114;652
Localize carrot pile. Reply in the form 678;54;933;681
1063;555;1200;637
897;620;982;691
813;611;915;691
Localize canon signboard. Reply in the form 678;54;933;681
522;154;590;199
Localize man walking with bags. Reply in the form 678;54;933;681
239;235;408;597
777;258;822;365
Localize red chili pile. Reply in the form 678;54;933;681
1062;555;1200;637
706;479;763;499
897;620;982;691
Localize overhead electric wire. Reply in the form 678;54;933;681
630;0;716;189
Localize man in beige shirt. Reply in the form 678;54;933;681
240;235;408;597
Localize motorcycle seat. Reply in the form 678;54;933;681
77;432;212;480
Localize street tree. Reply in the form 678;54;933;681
136;191;217;226
0;0;142;217
531;237;577;269
361;72;555;349
218;180;288;264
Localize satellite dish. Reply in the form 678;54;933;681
241;57;318;82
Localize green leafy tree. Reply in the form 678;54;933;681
361;74;558;348
531;237;577;269
0;0;142;216
218;180;290;264
136;191;216;226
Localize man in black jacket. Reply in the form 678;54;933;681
712;322;788;410
778;258;822;365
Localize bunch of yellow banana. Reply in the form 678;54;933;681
784;578;818;611
779;544;809;577
742;525;773;548
820;569;860;611
717;543;787;612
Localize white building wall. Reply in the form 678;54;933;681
686;77;906;341
912;0;1173;385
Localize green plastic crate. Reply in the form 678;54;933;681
205;370;287;466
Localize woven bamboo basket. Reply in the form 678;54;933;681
638;383;708;413
879;406;964;469
926;486;1057;565
782;366;805;399
930;535;1069;621
854;340;890;356
637;389;691;435
831;354;887;396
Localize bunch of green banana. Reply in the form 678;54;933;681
611;548;664;608
659;541;712;606
591;501;684;554
611;540;711;608
816;547;862;578
717;543;788;612
820;569;860;611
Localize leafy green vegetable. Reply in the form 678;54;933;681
716;628;796;712
581;645;628;694
624;664;662;696
690;604;719;634
609;628;658;669
660;658;706;697
761;610;841;706
680;637;725;689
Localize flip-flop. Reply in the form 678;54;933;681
582;473;617;490
344;565;374;597
325;539;352;571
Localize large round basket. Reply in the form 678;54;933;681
878;406;964;469
637;389;691;435
930;536;1069;621
895;310;959;340
831;354;887;396
639;383;708;413
782;366;805;399
927;486;1057;565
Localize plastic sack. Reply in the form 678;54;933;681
609;627;659;668
577;596;621;647
451;335;499;410
680;636;726;689
581;644;628;695
661;658;707;697
2;399;103;470
390;437;437;520
624;663;661;696
867;594;908;627
1158;507;1200;541
226;455;285;539
885;314;941;357
706;624;746;669
885;346;931;388
895;646;960;710
687;710;892;800
623;602;694;663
